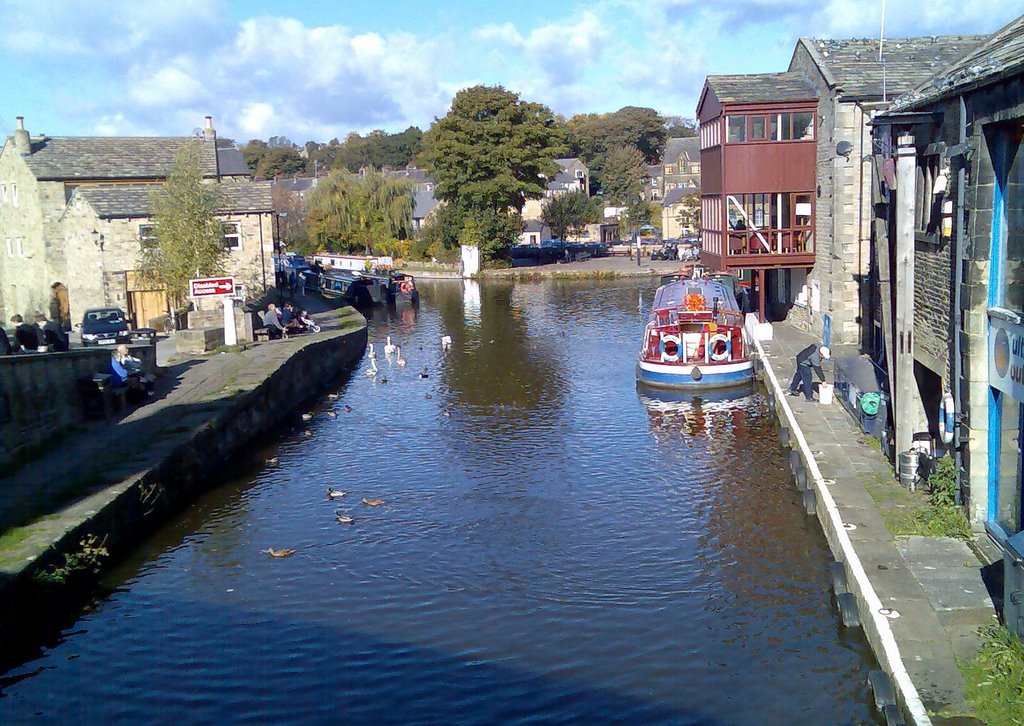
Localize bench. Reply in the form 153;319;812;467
77;373;126;420
253;326;271;342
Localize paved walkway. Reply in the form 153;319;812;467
761;323;997;725
0;300;364;572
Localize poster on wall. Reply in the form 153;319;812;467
988;314;1024;401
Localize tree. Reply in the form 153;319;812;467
332;127;424;172
305;169;413;255
665;116;698;138
255;146;305;179
566;106;665;194
542;191;600;241
420;85;565;260
676;193;701;235
272;184;312;255
140;143;226;308
618;199;658;239
600;145;647;205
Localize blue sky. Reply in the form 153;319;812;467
1;0;1020;144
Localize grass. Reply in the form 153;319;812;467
863;455;972;540
961;623;1024;725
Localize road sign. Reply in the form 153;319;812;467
189;276;235;297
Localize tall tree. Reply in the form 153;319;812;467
566;106;666;194
305;169;413;255
255;146;305;179
240;139;269;173
600;145;647;205
420;85;566;259
140;143;226;307
541;191;600;241
665;116;698;138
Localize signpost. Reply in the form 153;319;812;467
189;276;237;346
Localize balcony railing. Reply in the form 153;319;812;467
726;228;813;256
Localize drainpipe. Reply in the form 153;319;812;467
953;95;966;505
259;214;267;294
858;105;866;346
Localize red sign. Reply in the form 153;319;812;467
189;276;235;297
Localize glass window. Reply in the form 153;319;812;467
222;222;242;251
793;113;814;140
996;120;1024;312
749;116;767;141
794;194;812;227
727;116;746;143
138;224;157;250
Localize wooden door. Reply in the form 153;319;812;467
125;271;168;329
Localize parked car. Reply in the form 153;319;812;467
79;307;155;346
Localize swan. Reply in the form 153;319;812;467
365;357;378;376
265;457;279;465
301;413;313;421
441;335;452;351
396;346;406;367
384;336;396;356
303;429;313;438
327;488;346;499
327;393;340;400
367;343;376;360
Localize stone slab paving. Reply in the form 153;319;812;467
0;301;363;572
762;323;996;724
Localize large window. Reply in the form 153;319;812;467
725;112;814;143
727;116;746;143
749;116;767;141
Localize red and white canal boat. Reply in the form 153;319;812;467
636;277;753;390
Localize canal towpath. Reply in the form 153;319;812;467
759;322;998;725
0;300;366;607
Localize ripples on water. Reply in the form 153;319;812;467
0;280;879;724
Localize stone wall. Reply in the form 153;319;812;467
0;343;156;469
0;144;50;323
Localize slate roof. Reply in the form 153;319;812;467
705;72;817;104
888;15;1024;110
662;187;699;206
662;137;700;165
795;34;986;100
413;190;439;218
217;147;250;177
556;157;586;170
275;177;317;194
14;136;219;181
75;180;273;219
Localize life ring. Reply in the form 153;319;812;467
660;334;681;362
399;280;414;295
938;392;955;445
708;333;730;361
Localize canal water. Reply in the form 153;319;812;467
0;280;880;724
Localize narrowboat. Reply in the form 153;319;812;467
636;277;753;390
319;270;387;307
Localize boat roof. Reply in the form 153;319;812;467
651;279;740;313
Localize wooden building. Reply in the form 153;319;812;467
697;73;818;319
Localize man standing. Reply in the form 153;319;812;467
788;344;831;401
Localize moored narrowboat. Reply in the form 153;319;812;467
636;277;753;390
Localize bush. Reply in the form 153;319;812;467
919;456;972;540
962;623;1024;725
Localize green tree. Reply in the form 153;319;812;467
240;139;268;173
600;145;647;205
306;169;413;255
255;146;305;179
566;106;666;194
542;191;600;241
333;127;424;172
619;199;658;238
140;143;226;307
665;116;698;138
420;85;565;259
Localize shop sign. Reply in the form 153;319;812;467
989;313;1024;400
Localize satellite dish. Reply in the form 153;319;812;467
835;141;854;159
192;127;204;137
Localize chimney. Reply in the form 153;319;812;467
13;116;31;156
203;115;216;142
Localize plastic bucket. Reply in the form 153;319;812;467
819;383;834;405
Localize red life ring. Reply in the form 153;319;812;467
399;280;414;295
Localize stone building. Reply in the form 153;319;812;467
872;13;1024;538
0;117;273;330
784;34;984;347
521;158;590;221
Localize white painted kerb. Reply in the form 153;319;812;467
753;337;932;726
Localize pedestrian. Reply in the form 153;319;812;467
788;344;831;401
288;270;297;296
261;303;285;340
35;313;69;352
0;325;11;356
10;314;40;352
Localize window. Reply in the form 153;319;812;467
10;184;16;206
5;238;12;257
749;116;767;141
15;238;23;256
139;224;157;250
222;222;241;251
772;114;792;141
234;284;247;300
575;169;585;179
0;185;6;202
793;112;814;140
665;165;675;175
726;116;746;143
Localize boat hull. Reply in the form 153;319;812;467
635;359;753;390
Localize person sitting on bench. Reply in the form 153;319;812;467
261;304;286;339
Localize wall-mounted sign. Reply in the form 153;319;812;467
189;277;235;297
989;313;1024;401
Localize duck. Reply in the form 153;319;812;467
441;335;453;351
265;456;279;466
301;413;313;421
396;346;406;367
335;512;355;525
424;393;432;400
263;548;295;558
384;336;396;357
442;409;451;418
303;429;313;438
327;393;340;400
326;411;338;419
367;343;377;360
418;372;429;379
379;376;388;384
362;498;385;507
365;357;378;377
344;404;353;413
327;488;347;500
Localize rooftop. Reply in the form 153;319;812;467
663;137;700;165
10;136;219;181
704;72;817;104
795;34;986;100
75;180;273;219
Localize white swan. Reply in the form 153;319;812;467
368;343;376;360
384;336;396;357
365;357;378;377
396;346;406;367
441;335;452;351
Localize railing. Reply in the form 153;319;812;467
725;229;813;256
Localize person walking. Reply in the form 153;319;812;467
788;344;831;401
